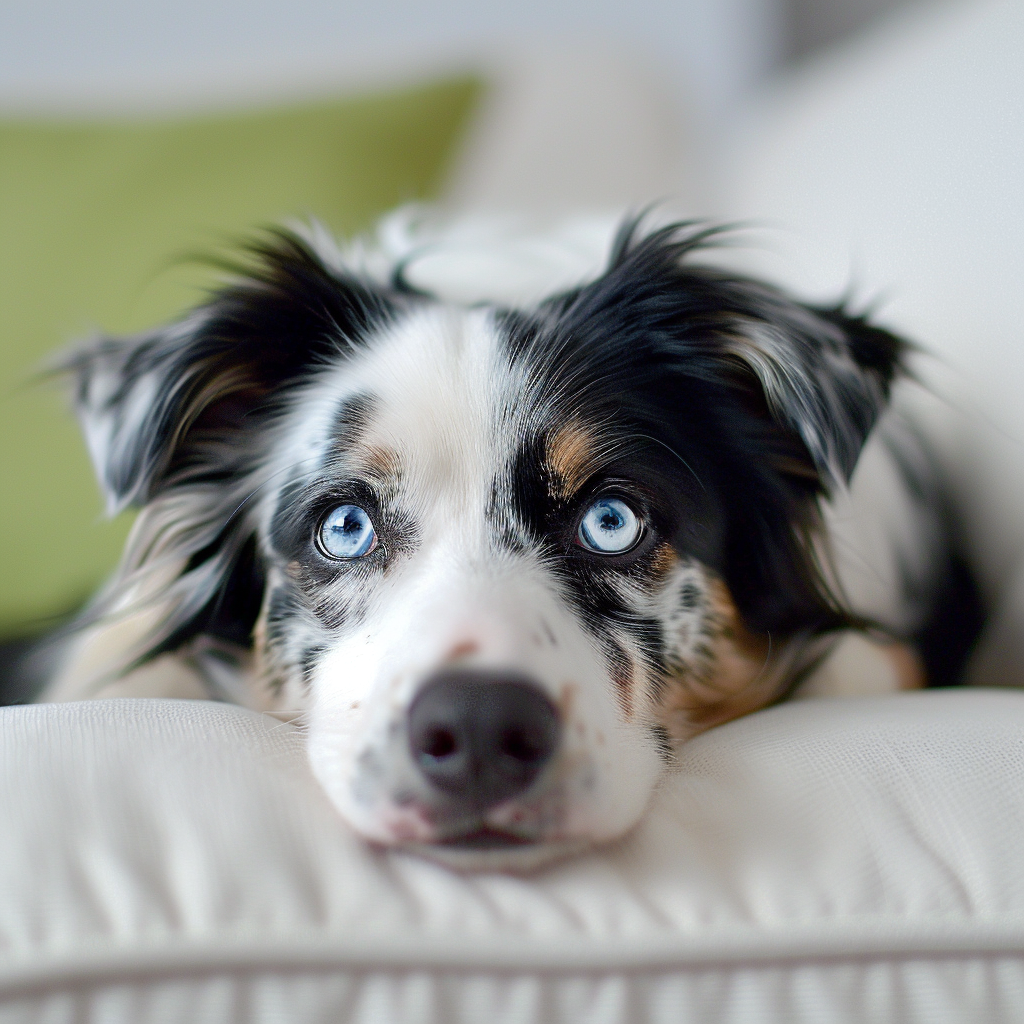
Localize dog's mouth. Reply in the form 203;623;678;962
441;826;535;849
406;826;589;872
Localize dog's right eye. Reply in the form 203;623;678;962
577;497;643;554
317;505;378;559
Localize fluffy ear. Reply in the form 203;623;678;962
604;222;907;494
533;221;908;635
66;230;397;514
718;297;905;490
61;230;400;667
711;286;908;632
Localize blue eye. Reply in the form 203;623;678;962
578;497;642;554
318;505;378;559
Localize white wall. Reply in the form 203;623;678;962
0;0;783;126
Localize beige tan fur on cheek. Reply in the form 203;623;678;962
653;574;780;742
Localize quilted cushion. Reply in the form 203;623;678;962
2;690;1023;1023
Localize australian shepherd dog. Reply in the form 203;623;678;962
36;211;957;868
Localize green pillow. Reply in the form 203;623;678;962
0;77;480;632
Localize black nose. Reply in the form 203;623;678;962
407;670;560;810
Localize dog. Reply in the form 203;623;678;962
36;210;960;868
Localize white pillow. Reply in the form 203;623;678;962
3;691;1024;1023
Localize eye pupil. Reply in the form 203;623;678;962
319;504;378;559
578;497;641;554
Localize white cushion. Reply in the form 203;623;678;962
3;691;1024;1023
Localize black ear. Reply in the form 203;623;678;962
709;290;907;633
531;221;908;635
66;230;397;514
716;294;905;490
603;221;906;492
63;230;398;662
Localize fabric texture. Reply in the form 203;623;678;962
0;77;480;630
2;690;1024;1023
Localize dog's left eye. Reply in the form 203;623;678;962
318;505;378;559
577;497;642;554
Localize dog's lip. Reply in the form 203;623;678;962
440;826;535;849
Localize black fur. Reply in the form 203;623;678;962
64;231;405;667
498;220;905;639
54;218;907;688
69;231;400;510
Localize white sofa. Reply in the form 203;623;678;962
722;0;1024;690
5;692;1024;1024
4;1;1024;1020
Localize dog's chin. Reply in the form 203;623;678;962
399;830;592;872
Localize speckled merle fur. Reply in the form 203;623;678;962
45;215;927;858
70;219;902;688
486;221;904;707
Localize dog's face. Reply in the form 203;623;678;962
69;219;903;866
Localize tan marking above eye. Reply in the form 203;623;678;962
353;444;404;481
546;418;606;500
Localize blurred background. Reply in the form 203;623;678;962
0;0;1020;641
0;0;922;210
0;0;913;115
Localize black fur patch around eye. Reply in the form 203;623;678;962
497;432;558;550
488;410;714;683
264;468;419;637
64;230;409;670
494;219;906;639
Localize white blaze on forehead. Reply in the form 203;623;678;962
274;304;533;524
269;302;666;853
349;306;521;502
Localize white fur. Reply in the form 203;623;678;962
45;212;934;871
266;306;663;858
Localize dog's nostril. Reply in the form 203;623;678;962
423;727;458;759
408;670;560;811
499;726;544;763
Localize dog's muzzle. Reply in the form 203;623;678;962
407;668;560;814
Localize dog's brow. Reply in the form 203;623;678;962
353;444;404;483
545;418;605;499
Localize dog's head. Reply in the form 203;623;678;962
68;217;903;866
